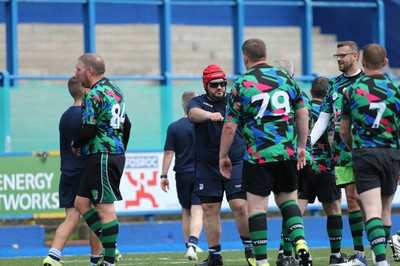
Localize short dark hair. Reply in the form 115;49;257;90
337;40;360;54
242;38;267;62
67;76;85;100
362;43;386;70
310;77;330;99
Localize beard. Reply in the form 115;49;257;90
79;76;91;88
206;90;226;102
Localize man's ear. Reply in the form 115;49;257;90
243;54;248;65
87;67;94;77
383;57;388;67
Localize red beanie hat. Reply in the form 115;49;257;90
202;64;226;89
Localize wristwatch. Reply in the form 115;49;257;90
160;174;167;179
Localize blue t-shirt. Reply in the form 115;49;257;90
188;94;245;179
59;106;85;177
164;117;195;174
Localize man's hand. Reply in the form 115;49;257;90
160;177;169;192
219;157;232;179
208;112;224;122
398;167;400;185
72;146;81;157
297;147;306;171
188;108;224;123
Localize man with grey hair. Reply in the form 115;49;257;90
160;90;204;261
272;58;294;77
272;58;301;266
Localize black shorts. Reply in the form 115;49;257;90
77;153;125;204
242;160;298;197
59;171;84;208
298;170;341;203
195;162;245;204
297;164;312;193
176;172;201;209
352;148;400;195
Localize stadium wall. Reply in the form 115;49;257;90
0;0;398;68
314;0;400;69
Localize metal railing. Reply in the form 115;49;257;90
0;0;386;152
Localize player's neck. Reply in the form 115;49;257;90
247;60;267;70
90;75;104;87
364;69;384;76
343;68;361;77
73;100;82;107
312;98;323;102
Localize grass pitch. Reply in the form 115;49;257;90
0;247;395;266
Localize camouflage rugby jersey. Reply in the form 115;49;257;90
81;78;127;155
226;64;306;164
320;70;364;167
342;74;400;149
310;100;334;174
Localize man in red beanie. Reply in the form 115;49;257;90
187;64;255;266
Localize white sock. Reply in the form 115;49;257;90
256;259;268;266
355;250;365;258
376;260;389;266
331;252;341;258
48;248;61;261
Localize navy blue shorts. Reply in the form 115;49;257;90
176;172;201;209
59;171;84;208
243;160;298;197
195;162;245;203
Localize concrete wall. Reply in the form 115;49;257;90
0;24;340;78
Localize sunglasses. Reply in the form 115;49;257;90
208;81;227;88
